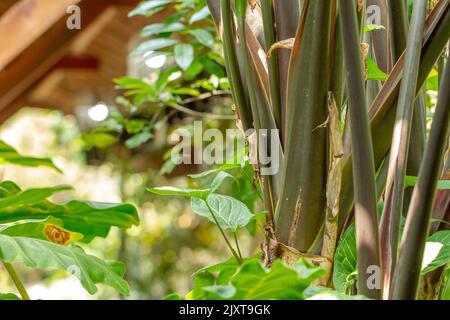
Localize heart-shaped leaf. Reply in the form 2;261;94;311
191;194;253;231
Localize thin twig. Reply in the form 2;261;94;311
181;90;231;105
165;103;236;120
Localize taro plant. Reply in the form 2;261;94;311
140;0;450;300
200;0;450;300
0;140;139;300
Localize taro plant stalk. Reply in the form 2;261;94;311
392;46;450;300
201;0;450;299
379;0;427;297
338;0;381;299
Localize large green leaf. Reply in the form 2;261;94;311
333;224;357;293
0;184;72;210
195;259;325;300
0;181;139;240
0;235;129;295
0;140;60;172
304;287;369;300
333;214;447;289
0;217;83;244
191;194;253;231
421;231;450;275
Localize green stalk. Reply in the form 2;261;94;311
261;0;282;132
392;55;450;300
220;0;253;131
379;0;427;298
368;0;392;73
275;0;331;251
338;0;381;299
2;262;31;300
388;0;409;63
338;1;450;237
332;21;345;110
273;0;300;138
387;0;427;214
234;0;282;208
233;232;243;261
204;200;242;265
438;53;446;87
205;0;221;28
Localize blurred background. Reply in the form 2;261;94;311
0;0;262;299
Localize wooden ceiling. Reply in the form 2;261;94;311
0;0;169;123
0;1;15;15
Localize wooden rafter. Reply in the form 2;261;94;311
0;0;142;122
0;0;81;70
0;0;111;113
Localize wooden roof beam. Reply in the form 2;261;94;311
0;0;81;70
0;0;112;113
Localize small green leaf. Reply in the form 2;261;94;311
174;44;195;71
364;24;386;32
125;130;153;149
140;22;186;37
189;29;214;47
421;231;450;274
185;60;204;80
189;6;211;24
0;140;60;172
405;176;450;190
200;57;226;77
83;132;117;149
210;171;239;193
124;119;148;134
366;57;388;81
128;0;171;17
191;194;253;231
426;70;439;91
149;186;210;199
188;164;241;179
132;38;179;56
168;87;200;96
